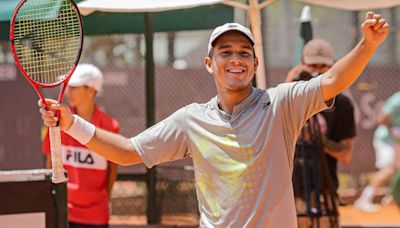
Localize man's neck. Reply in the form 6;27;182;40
217;87;253;115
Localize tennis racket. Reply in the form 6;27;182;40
10;0;83;183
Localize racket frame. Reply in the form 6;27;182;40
9;0;84;183
10;0;84;110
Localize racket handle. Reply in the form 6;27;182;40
49;126;67;184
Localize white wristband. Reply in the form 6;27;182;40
64;114;96;145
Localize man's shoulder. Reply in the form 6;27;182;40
271;78;320;95
266;81;303;101
185;97;216;111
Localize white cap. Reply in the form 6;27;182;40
68;63;104;92
208;23;255;55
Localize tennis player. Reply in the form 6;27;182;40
40;12;388;227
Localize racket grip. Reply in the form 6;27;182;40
49;126;67;184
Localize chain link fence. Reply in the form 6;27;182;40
1;0;399;226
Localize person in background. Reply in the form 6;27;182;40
287;39;356;227
42;64;119;228
355;91;400;213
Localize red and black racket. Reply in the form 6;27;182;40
10;0;83;183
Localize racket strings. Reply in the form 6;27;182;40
13;0;81;85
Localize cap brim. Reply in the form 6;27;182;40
208;29;255;55
68;78;85;87
303;56;334;65
212;29;254;46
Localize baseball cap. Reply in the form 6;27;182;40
208;22;255;55
68;63;103;92
303;39;334;66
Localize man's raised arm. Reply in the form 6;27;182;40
321;12;389;101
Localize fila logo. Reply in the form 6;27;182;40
62;145;107;170
66;150;94;164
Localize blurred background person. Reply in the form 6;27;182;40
42;64;120;228
288;39;356;227
354;91;400;213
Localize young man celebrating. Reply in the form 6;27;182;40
40;12;388;227
42;64;119;228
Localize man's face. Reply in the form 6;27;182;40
304;63;331;76
204;31;258;93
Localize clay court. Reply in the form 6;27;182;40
109;182;400;227
340;203;400;228
108;203;400;227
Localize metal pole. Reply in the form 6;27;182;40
248;0;267;89
144;12;159;224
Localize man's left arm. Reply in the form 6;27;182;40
321;12;389;101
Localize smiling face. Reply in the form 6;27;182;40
204;31;258;94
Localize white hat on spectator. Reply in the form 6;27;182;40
69;63;104;92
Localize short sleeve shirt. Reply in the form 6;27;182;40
131;76;330;227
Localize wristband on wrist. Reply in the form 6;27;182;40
64;114;96;145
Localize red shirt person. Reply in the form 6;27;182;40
43;64;119;228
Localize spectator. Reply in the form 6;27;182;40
42;64;119;228
355;91;400;213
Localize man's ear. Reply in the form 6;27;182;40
254;56;259;71
204;57;213;74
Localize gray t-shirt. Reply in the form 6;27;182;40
131;76;330;227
